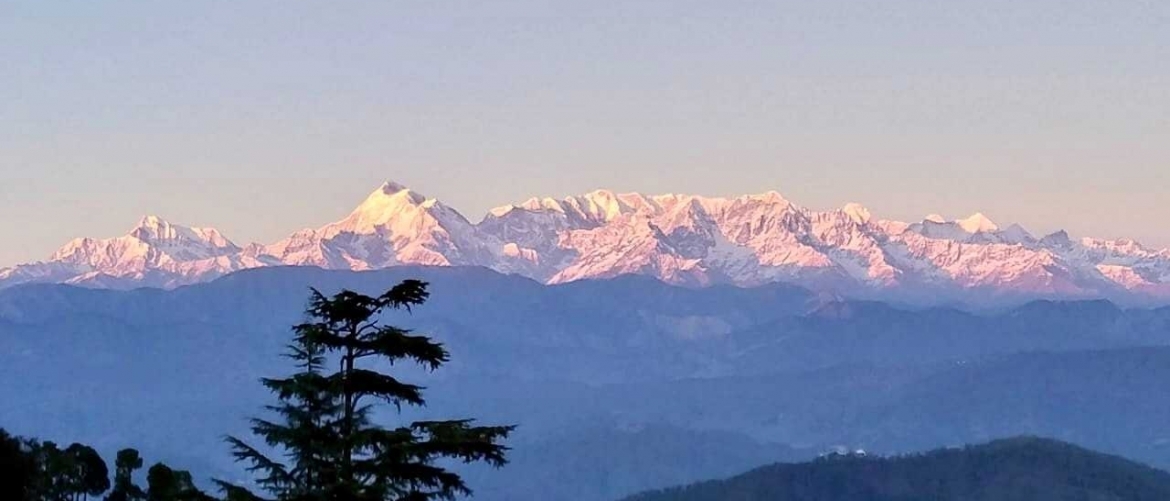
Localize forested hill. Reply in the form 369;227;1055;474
622;437;1170;501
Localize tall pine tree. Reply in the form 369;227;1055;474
221;280;513;501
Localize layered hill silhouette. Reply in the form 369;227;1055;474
4;266;1170;500
624;437;1170;501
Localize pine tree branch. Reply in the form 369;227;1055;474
329;369;427;409
357;327;450;370
223;436;294;488
212;480;271;501
409;421;516;467
378;279;430;312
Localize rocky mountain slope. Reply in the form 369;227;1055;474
4;181;1169;303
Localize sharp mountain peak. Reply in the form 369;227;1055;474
3;181;1169;305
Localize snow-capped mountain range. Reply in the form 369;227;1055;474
4;181;1170;303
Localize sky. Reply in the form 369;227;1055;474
1;0;1167;266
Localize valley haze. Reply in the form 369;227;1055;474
5;265;1170;500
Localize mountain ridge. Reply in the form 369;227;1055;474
4;181;1169;304
622;437;1170;501
5;267;1170;499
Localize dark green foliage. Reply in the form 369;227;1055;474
1;428;38;500
223;280;514;501
67;443;111;500
0;430;131;501
33;441;69;500
146;463;214;501
30;441;110;501
0;433;199;501
625;437;1170;501
106;449;146;501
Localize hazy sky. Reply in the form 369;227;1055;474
2;0;1167;266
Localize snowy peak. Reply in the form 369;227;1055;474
378;180;414;196
346;182;429;224
5;181;1170;304
486;190;646;226
752;190;788;204
128;215;238;250
562;189;639;222
324;181;471;237
956;213;999;233
909;212;1012;243
487;197;563;218
916;213;999;234
261;181;485;270
134;215;174;234
841;203;872;224
48;216;239;265
372;181;429;207
0;216;259;290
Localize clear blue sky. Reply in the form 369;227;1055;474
2;0;1167;266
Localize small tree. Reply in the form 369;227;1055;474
221;280;514;501
106;449;146;501
32;441;66;500
65;443;110;501
146;463;214;501
28;441;110;501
